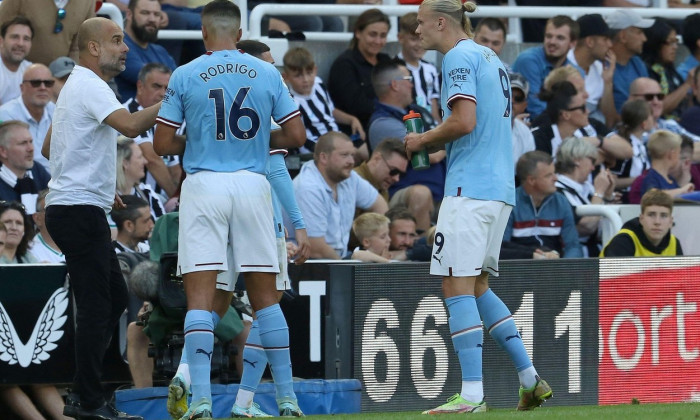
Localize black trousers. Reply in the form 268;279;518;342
45;204;128;410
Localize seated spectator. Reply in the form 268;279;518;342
678;13;700;81
640;130;695;198
642;18;692;119
679;66;700;136
0;16;33;105
328;8;391;133
247;0;346;34
366;60;446;206
0;0;94;65
567;14;616;127
610;99;652;201
29;189;64;263
48;56;75;102
354;138;433;232
533;70;633;162
350;212;391;262
474;17;510;70
385;206;432;262
282;46;365;154
0;201;66;420
512;15;578;117
502;151;582;259
606;9;654;113
111;195;154;254
629;77;700;142
115;0;177;100
509;73;535;166
0;120;50;213
293;131;387;259
601;189;682;256
123;63;181;198
116;136;166;220
0;63;55;172
676;135;700;191
397;12;441;122
555;136;616;257
534;80;596;157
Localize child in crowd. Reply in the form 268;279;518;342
611;99;653;202
282;47;366;154
351;212;391;262
397;12;441;123
640;130;695;198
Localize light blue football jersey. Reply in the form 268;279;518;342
441;39;515;206
157;50;300;175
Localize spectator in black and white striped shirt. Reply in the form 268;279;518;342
283;47;366;158
396;12;441;123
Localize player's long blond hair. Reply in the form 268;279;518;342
420;0;477;38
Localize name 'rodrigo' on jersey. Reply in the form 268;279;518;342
156;49;300;175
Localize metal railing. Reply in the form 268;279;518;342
576;204;623;248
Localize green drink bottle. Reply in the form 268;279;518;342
403;110;430;170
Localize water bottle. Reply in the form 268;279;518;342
403;110;430;170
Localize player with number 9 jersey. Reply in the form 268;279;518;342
441;39;514;205
156;50;300;175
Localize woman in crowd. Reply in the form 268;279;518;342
555;137;616;257
642;18;691;119
328;8;391;134
116;136;166;221
0;200;69;420
610;99;653;202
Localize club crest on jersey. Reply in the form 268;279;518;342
0;287;69;367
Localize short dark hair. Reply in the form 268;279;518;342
111;195;150;231
373;138;407;160
475;17;506;36
516;150;553;182
313;131;351;163
371;59;405;97
0;200;33;259
540;80;578;124
351;8;390;50
386;206;416;225
1;16;34;39
547;15;579;42
137;62;171;84
128;0;158;13
237;39;270;59
201;0;241;32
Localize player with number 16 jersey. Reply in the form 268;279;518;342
156;49;300;175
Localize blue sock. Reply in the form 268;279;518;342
256;304;295;401
178;311;221;369
445;295;483;382
184;310;214;403
476;289;532;371
239;320;267;392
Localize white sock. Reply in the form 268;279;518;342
176;363;191;388
460;381;484;403
235;389;255;409
518;366;538;389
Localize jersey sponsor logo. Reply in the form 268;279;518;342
0;286;69;367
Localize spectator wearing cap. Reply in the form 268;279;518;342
568;14;617;128
48;56;75;102
678;14;700;81
0;64;55;172
510;73;536;167
512;15;578;117
606;9;654;113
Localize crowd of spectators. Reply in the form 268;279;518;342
0;1;699;417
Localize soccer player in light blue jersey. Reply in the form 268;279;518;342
405;0;552;414
153;1;306;419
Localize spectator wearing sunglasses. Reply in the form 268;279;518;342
0;0;95;66
0;64;55;172
354;137;433;233
0;16;32;105
629;77;700;143
293;131;387;259
510;73;536;168
0;120;50;212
